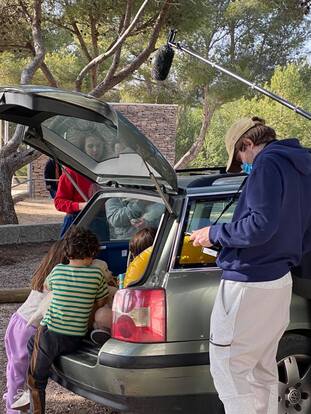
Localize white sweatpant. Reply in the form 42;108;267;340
209;272;292;414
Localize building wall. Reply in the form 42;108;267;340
31;103;178;198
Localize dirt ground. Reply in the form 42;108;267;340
14;198;65;225
0;199;115;414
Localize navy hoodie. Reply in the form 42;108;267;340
209;139;311;282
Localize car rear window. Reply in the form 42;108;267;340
42;115;133;163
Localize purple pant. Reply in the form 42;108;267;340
3;312;36;414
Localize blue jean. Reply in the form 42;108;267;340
27;325;82;414
60;213;78;238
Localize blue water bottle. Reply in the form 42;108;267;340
118;273;125;289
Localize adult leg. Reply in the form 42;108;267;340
210;278;292;414
209;280;256;414
250;283;291;414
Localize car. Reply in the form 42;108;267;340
1;85;311;414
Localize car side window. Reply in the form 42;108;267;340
84;196;164;243
174;196;238;268
105;196;164;241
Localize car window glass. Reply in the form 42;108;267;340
105;196;165;241
175;196;238;268
79;195;163;277
42;115;134;163
82;195;164;243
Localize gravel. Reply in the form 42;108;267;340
0;242;115;414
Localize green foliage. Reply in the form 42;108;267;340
15;165;28;177
0;52;30;85
175;106;203;162
188;63;311;168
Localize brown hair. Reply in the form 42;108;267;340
235;116;276;152
31;240;68;292
64;226;99;260
129;227;157;258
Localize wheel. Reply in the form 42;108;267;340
277;334;311;414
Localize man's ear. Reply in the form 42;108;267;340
243;138;254;148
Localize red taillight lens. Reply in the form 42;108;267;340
112;288;166;343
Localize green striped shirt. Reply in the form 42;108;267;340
41;263;109;336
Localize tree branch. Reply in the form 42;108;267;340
90;0;173;97
174;85;216;169
75;0;149;91
71;20;93;61
3;1;45;155
18;0;32;23
100;0;133;87
1;125;27;157
40;61;58;87
20;0;45;85
90;12;99;87
10;147;41;171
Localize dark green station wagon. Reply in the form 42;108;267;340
1;86;311;414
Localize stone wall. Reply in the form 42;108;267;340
31;103;178;198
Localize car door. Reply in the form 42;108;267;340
165;192;239;344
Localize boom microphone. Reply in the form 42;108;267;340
151;44;175;81
151;29;311;121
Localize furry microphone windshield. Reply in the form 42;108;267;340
151;44;175;81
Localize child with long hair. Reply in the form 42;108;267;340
3;240;67;414
124;227;156;288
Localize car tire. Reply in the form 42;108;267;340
277;333;311;414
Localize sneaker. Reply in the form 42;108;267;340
90;328;111;345
11;389;30;411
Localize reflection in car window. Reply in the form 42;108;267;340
105;197;164;240
175;197;237;268
81;195;164;243
42;116;134;163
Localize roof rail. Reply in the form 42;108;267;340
175;166;226;175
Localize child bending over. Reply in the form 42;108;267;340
27;227;109;414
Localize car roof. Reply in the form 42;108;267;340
177;173;246;194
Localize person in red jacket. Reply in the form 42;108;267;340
54;168;94;237
55;135;106;237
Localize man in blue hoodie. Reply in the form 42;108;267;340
190;116;311;414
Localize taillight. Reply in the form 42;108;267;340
112;288;166;343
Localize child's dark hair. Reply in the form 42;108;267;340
129;227;157;258
64;226;99;260
31;240;68;292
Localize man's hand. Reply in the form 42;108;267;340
78;202;87;211
189;226;213;247
130;218;145;228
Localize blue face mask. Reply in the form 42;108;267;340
242;162;253;174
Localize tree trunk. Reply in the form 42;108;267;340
0;0;45;225
0;154;18;224
174;86;216;170
0;127;40;224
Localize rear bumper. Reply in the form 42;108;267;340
51;369;223;413
50;339;220;413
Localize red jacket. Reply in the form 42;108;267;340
54;168;93;214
